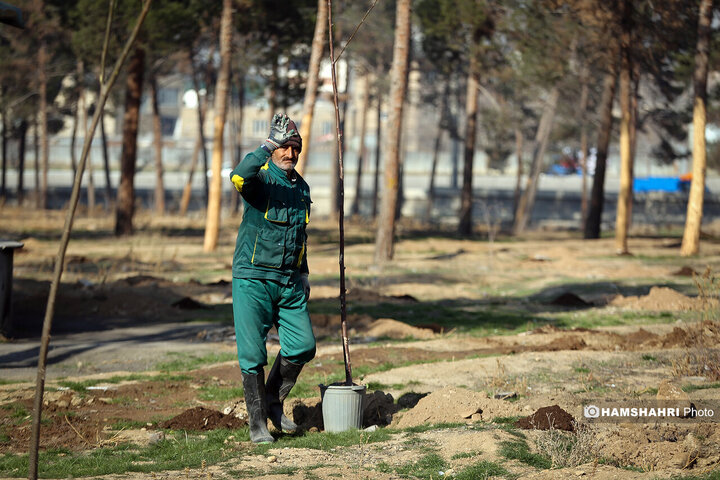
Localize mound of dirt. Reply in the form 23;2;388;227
535;336;587;351
159;407;246;431
311;315;436;340
391;386;521;429
672;266;698;276
364;318;436;340
610;286;702;311
362;390;397;426
515;405;575;432
622;328;659;346
594;423;720;471
548;292;591;307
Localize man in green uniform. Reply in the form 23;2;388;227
230;113;315;444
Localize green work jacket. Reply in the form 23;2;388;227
229;147;311;285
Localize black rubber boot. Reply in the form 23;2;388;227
241;371;274;444
266;354;303;432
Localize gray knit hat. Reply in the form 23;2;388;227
282;119;302;152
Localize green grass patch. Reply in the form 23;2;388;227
57;373;191;392
550;309;689;329
271;466;300;475
683;382;720;393
1;404;30;423
401;422;467;434
492;416;522;425
109;420;149;430
376;452;448;478
198;385;244;402
499;440;551;469
366;381;413;391
0;429;235;478
451;450;482;460
663;471;720;480
252;428;392;455
292;360;439;400
641;354;657;362
455;460;510;479
226;467;255;478
402;434;438;452
156;352;237;372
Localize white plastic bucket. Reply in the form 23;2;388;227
320;384;366;432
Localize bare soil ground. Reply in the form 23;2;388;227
1;207;720;479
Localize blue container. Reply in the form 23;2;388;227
633;177;681;193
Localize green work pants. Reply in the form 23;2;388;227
232;277;316;375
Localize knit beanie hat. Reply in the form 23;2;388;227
282;119;303;152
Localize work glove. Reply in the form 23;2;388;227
300;273;310;299
263;113;297;153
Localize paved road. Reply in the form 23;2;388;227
0;321;232;382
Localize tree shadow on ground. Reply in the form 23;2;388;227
309;278;702;335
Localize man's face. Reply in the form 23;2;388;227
271;145;299;173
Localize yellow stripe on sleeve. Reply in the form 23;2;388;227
231;174;244;192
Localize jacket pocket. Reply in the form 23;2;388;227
264;197;289;224
251;229;284;268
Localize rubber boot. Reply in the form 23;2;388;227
241;371;274;444
266;354;303;432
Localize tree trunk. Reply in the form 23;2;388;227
17;120;27;205
1;104;6;203
38;37;49;209
373;0;410;263
229;67;244;215
512;86;560;234
578;65;590;226
330;53;350;222
79;60;95;213
114;47;145;236
615;0;633;254
458;67;479;235
627;63;640;230
511;128;524;224
584;68;617;239
372;85;382;218
267;39;279;125
329;16;347;223
681;0;713;256
190;55;210;208
150;73;165;215
34;111;39;207
70;78;79;178
180;133;202;216
351;73;370;216
426;127;442;222
426;82;450;222
296;0;327;175
203;0;233;252
100;109;112;208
